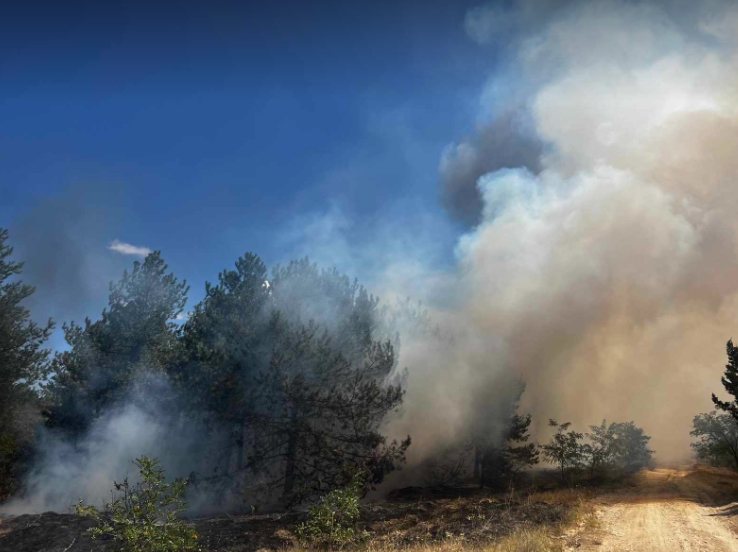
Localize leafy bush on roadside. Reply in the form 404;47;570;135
295;473;368;548
74;455;199;552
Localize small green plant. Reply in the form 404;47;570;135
74;455;200;552
295;473;368;548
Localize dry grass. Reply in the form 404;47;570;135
286;486;603;552
0;478;607;552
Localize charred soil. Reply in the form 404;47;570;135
0;475;597;552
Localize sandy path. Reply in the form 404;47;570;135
587;468;738;552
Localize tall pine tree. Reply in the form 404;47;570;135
182;256;409;507
713;339;738;423
0;228;53;495
45;252;188;435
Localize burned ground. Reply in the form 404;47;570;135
0;473;598;552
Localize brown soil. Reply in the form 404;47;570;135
581;466;738;552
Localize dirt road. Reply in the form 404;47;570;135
584;468;738;552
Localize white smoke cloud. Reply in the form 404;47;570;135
108;239;152;257
436;0;738;460
1;377;224;515
373;0;738;466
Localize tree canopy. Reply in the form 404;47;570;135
713;339;738;424
44;252;188;435
181;256;409;506
691;411;738;471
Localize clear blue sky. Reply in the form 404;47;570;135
0;0;505;347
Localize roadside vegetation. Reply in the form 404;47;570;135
74;455;199;552
692;339;738;472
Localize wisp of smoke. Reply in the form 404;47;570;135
1;376;226;516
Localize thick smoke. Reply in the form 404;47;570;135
262;0;738;470
439;109;543;226
393;0;738;464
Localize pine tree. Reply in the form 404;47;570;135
178;252;271;475
45;252;188;434
478;412;539;489
0;228;53;495
182;256;409;506
713;340;738;423
470;379;538;488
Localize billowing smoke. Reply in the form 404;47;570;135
439;108;543;226
390;0;738;464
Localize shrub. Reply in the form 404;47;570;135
691;411;738;470
541;420;584;481
295;473;368;548
74;455;199;552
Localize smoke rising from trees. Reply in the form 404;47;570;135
410;0;738;462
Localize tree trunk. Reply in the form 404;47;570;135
282;409;299;506
479;452;485;489
235;421;245;472
474;446;481;482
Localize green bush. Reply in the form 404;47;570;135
74;455;200;552
295;474;368;548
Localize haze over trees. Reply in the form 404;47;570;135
0;226;663;511
45;253;189;437
693;340;738;472
542;419;653;481
583;421;653;476
691;412;738;471
179;256;410;505
36;247;411;507
472;381;539;489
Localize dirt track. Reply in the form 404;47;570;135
584;468;738;552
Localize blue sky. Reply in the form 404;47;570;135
0;0;507;348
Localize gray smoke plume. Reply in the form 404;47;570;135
267;0;738;470
1;375;228;516
439;109;543;226
9;185;129;328
395;0;738;464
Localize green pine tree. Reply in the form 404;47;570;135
713;339;738;423
45;252;188;434
0;228;53;496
